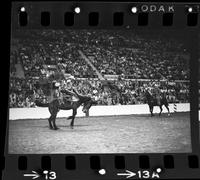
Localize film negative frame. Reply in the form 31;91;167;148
2;1;200;180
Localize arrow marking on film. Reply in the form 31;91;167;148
117;170;136;178
23;171;40;179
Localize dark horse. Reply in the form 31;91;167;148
35;90;96;130
144;90;170;116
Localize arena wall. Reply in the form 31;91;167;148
9;103;191;120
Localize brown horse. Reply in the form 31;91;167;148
35;90;96;130
144;90;170;116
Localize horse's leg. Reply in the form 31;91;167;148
48;104;54;129
165;103;170;116
48;115;53;129
67;105;73;120
159;105;163;116
149;105;154;117
50;103;59;130
151;106;154;116
52;111;59;130
70;109;77;129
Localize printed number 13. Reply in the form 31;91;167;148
138;170;150;178
44;171;56;180
49;171;56;180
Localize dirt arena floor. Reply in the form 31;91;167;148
8;112;192;154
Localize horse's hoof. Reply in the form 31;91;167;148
49;127;53;130
70;126;74;129
54;127;59;130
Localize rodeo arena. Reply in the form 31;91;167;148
9;30;193;154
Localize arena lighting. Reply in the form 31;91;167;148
131;7;137;13
74;7;81;14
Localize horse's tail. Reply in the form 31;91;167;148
35;99;49;107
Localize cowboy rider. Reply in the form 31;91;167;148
152;82;161;105
50;75;80;105
62;78;79;102
50;81;64;105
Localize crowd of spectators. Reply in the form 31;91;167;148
13;30;189;80
9;30;190;107
9;77;35;107
9;77;189;107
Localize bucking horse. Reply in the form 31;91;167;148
35;89;97;130
144;90;170;116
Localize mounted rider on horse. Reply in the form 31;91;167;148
49;77;79;106
35;74;96;130
151;82;162;106
144;81;170;116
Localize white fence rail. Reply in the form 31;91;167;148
9;103;191;120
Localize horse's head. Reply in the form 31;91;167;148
143;89;152;101
80;96;97;114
